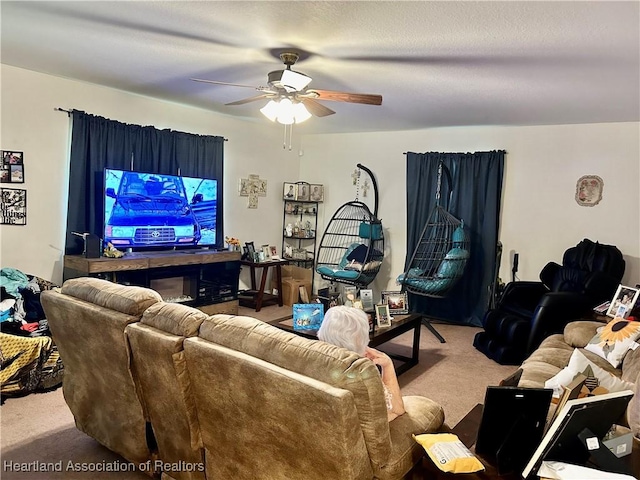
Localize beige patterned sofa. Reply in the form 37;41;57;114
515;320;640;439
42;277;445;480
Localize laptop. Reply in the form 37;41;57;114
475;386;553;475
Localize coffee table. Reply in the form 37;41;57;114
268;312;422;375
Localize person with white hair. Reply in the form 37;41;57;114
317;305;406;422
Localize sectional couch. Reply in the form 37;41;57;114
515;320;640;440
41;277;445;480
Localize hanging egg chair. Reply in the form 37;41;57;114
397;162;470;298
315;164;384;288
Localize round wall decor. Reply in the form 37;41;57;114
575;175;603;207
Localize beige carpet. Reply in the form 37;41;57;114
1;307;517;479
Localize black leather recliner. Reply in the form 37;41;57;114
473;239;625;365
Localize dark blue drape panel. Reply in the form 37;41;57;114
405;151;505;326
65;110;224;254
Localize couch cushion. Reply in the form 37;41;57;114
379;396;445;480
61;277;161;316
184;338;372;480
198;314;392;468
621;344;640;384
140;301;208;337
563;321;604;348
126;307;208;480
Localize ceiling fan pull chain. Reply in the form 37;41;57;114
283;124;287;150
289;123;294;151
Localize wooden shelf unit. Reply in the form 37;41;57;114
63;250;242;315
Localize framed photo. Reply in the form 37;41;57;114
606;284;640;318
342;285;358;307
292;303;324;330
0;187;27;225
283;182;297;199
309;184;324;202
1;150;24;184
381;291;409;314
269;245;278;259
375;304;392;328
296;183;310;201
245;241;256;258
360;289;374;311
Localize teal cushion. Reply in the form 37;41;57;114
396;268;425;284
405;277;455;295
316;264;363;281
436;248;469;278
359;222;383;240
452;225;466;248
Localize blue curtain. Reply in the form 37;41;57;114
65;110;224;254
405;151;505;326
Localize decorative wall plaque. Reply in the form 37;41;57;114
575;175;603;207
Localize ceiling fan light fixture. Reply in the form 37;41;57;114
260;100;280;122
292;102;312;123
260;98;311;125
277;98;295;125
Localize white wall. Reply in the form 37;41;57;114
300;123;640;298
3;64;638;296
0;65;301;285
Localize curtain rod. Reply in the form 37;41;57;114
55;107;228;141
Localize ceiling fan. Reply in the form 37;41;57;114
191;52;383;124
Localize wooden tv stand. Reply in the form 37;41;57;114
63;250;241;315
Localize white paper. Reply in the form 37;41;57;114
538;461;636;480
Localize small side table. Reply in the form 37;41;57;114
239;258;288;312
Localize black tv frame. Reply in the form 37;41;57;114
475;386;553;475
522;389;634;479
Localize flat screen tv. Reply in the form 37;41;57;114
103;168;219;251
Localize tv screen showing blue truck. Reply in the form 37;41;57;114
103;168;218;249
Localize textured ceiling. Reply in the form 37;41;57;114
2;1;639;134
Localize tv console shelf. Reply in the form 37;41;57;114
63;250;242;315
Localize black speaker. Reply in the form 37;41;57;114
85;234;101;258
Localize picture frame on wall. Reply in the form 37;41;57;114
296;183;310;201
381;291;409;314
309;184;324;202
606;284;640;318
0;187;27;225
283;182;297;199
1;150;24;184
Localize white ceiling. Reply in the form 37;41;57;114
2;1;639;134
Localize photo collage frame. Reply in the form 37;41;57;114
1;150;24;184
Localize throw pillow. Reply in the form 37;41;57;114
544;348;634;399
346;244;368;263
584;318;640;368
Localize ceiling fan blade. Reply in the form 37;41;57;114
225;94;271;106
190;78;268;90
301;98;335;117
307;89;382;106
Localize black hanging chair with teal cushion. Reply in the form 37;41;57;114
315;164;385;288
397;162;470;298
